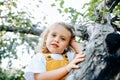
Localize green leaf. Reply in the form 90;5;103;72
60;0;64;8
12;2;17;8
0;9;2;13
57;8;62;13
8;19;13;23
64;8;68;13
51;3;56;7
0;2;4;5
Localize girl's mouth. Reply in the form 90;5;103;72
51;43;59;48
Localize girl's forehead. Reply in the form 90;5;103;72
49;25;71;36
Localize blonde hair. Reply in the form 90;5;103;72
39;22;75;53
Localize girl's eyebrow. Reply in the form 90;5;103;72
60;32;70;38
50;31;69;39
60;35;66;38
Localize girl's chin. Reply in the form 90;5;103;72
50;51;63;54
48;49;64;54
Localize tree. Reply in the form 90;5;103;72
65;0;120;80
0;0;120;80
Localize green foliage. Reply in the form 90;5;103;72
83;0;120;24
0;1;39;77
53;0;120;25
83;0;103;21
0;0;36;62
51;0;84;24
60;0;64;8
0;32;39;65
0;0;32;27
112;4;120;26
51;3;56;7
0;68;25;80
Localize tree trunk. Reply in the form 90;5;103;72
66;19;117;80
66;0;120;79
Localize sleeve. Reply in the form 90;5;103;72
24;53;46;80
66;51;75;62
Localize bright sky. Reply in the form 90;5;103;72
1;0;90;70
17;0;90;26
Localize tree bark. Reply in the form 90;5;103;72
66;20;116;80
66;0;120;80
0;25;43;36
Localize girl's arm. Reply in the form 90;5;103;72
34;66;69;80
34;53;85;80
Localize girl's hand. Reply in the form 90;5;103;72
70;38;84;54
65;53;85;72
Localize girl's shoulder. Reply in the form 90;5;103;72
31;53;46;63
33;52;45;58
66;51;75;61
66;51;75;56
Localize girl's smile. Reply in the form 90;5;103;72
51;42;59;48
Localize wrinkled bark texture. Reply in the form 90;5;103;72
66;21;119;80
66;0;120;80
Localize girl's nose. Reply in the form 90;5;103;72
54;37;59;42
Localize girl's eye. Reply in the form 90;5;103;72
52;34;56;37
61;37;65;41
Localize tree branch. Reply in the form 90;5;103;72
106;0;120;13
0;25;43;36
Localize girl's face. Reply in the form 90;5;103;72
46;25;71;54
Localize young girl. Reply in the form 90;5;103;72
24;22;85;80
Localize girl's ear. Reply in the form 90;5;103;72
70;38;76;47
